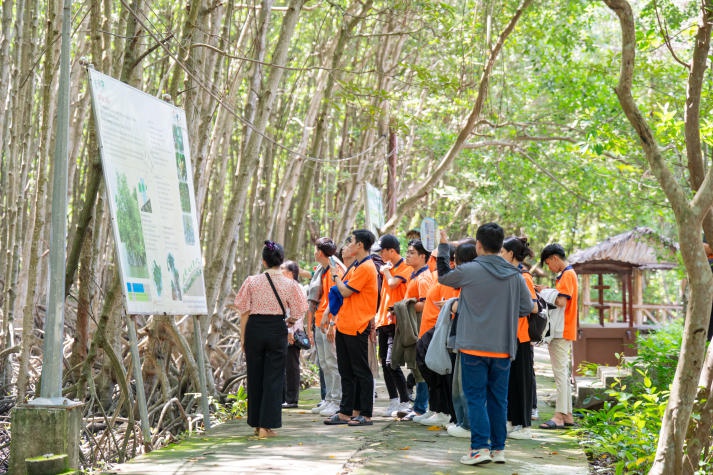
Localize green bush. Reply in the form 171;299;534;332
577;320;683;474
214;385;248;421
630;319;683;389
577;372;667;474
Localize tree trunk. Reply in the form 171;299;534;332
601;1;713;473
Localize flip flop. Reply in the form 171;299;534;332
539;419;565;430
564;422;576;427
324;413;349;425
347;415;373;426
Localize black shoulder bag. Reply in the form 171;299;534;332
265;273;310;350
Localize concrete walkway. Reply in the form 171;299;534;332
105;347;589;475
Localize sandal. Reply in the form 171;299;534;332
539;419;565;430
347;415;373;426
324;413;349;425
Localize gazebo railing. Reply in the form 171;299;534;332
581;300;683;326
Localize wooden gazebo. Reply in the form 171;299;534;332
568;227;680;371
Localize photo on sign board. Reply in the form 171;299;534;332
173;124;184;152
179;182;191;213
176;152;188;182
183;214;196;245
152;260;163;296
115;172;148;278
167;252;182;301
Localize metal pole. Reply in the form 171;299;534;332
192;315;211;430
39;0;72;402
127;315;152;444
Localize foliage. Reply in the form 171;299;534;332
214;385;248;422
579;320;685;473
578;372;667;475
628;318;683;390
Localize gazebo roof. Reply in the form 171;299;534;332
569;227;679;274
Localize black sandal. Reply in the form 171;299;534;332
324;413;349;425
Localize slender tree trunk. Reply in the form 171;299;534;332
207;0;305;312
601;1;713;473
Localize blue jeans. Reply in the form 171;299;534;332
460;352;510;451
413;381;429;414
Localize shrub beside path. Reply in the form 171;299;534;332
105;347;588;475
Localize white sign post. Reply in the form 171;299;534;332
88;68;210;432
365;183;385;237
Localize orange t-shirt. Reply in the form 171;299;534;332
460;348;510;358
517;271;537;343
419;272;460;337
405;266;436;302
427;254;437;272
317;265;343;322
336;256;379;336
376;258;412;328
556;267;579;341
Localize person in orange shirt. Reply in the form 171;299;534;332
415;243;459;428
374;234;413;417
535;243;578;430
500;237;537;440
402;239;436;421
323;229;379;427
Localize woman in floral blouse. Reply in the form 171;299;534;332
235;241;308;438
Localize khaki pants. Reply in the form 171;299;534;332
548;338;572;415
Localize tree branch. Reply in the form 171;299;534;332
381;0;533;232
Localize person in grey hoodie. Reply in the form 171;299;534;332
437;223;535;466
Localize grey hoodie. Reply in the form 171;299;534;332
437;243;533;359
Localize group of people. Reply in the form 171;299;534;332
234;223;578;466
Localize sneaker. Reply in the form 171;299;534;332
508;426;532;440
507;423;521;433
319;401;340;417
418;412;451;427
411;410;434;423
447;424;471;438
531;408;539;420
491;449;506;463
402;410;422;421
380;398;400;417
392;401;412;418
506;421;513;433
460;448;492;465
311;401;326;414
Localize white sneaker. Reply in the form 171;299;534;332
380;398;400;417
392;401;412;418
418;412;451;427
319;401;340;416
460;448;492;465
310;401;326;414
401;410;420;421
506;421;514;433
508;426;532;440
491;449;506;463
447;424;471;438
412;410;434;423
507;423;521;433
531;408;539;420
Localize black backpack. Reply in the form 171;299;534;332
528;292;555;343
